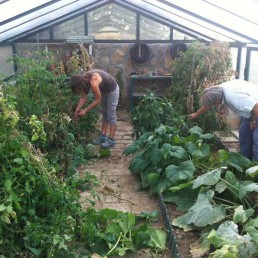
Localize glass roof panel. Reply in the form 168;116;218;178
0;0;52;23
0;0;258;43
154;0;258;42
0;0;106;42
88;3;137;40
123;0;238;42
204;0;258;25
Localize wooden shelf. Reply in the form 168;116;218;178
130;75;173;109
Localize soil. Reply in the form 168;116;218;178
166;204;204;258
78;109;205;258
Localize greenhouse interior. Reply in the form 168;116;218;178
1;0;258;257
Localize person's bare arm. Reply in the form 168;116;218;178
78;73;101;116
74;92;87;119
250;103;258;130
188;106;210;120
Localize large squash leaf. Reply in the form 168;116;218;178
166;160;195;185
123;143;140;155
187;142;210;158
163;185;199;211
239;182;258;199
192;168;225;189
189;126;203;135
208;221;257;257
245;226;258;246
161;143;187;160
209;245;239;258
218;150;251;172
172;190;226;227
246;165;258;177
233;205;254;224
147;173;171;194
148;146;163;166
129;153;148;174
189;126;214;140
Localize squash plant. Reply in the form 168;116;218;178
124;125;216;194
125;127;258;257
125;94;258;257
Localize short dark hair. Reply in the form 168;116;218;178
71;74;91;94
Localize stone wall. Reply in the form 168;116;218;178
15;42;174;109
4;42;241;130
0;45;14;75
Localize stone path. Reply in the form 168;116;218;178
78;115;240;258
79;120;161;214
79;119;170;257
215;130;239;152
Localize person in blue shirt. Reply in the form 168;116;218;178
189;79;258;161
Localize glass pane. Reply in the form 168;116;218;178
137;0;253;42
249;50;258;84
140;15;170;40
240;47;247;80
230;47;238;77
0;0;51;22
88;3;136;40
173;30;195;40
53;15;84;40
26;29;50;40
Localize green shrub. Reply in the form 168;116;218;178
168;41;234;132
131;92;188;139
4;50;99;176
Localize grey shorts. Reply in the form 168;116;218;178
101;85;119;125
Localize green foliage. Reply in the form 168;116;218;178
208;221;257;257
131;92;188;139
66;44;93;76
127;93;258;256
81;208;166;257
168;41;235;132
4;50;99;176
123;125;215;193
0;93;167;257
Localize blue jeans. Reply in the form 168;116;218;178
239;117;258;160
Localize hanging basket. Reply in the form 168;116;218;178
130;42;152;63
170;43;188;59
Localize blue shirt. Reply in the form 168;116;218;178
221;79;258;118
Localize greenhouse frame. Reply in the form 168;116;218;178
1;0;258;105
1;1;258;257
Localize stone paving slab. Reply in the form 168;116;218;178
215;130;240;152
79;120;162;216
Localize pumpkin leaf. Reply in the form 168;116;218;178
246;165;258;177
166;160;195;184
187;142;210;158
192;168;224;189
233;205;254;224
173;190;226;227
